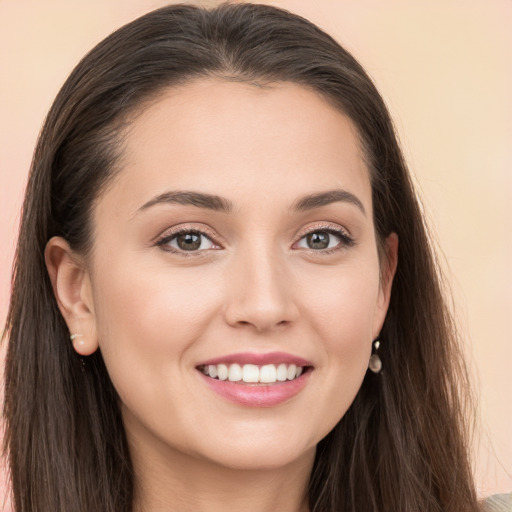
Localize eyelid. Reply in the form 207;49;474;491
293;222;355;252
295;221;353;240
153;221;354;256
156;223;220;242
154;224;223;255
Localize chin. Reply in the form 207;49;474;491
201;442;316;472
183;422;321;472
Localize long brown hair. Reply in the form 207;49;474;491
3;3;479;511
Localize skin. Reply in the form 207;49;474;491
46;79;398;512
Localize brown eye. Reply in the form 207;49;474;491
306;232;330;249
295;227;354;252
158;230;217;253
176;232;202;251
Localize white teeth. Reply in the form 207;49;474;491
260;364;277;383
217;364;228;381
228;363;242;382
201;363;307;383
276;363;288;382
242;364;260;383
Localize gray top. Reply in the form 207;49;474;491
482;493;512;512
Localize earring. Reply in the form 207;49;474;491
368;339;382;373
70;334;87;373
70;333;85;346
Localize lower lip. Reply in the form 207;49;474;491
198;370;311;407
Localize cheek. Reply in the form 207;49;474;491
90;257;221;385
302;258;381;343
298;259;380;424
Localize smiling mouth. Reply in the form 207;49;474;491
197;363;311;385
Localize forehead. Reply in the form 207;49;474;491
101;79;371;217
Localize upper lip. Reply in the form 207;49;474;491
197;351;312;367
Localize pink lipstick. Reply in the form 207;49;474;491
196;352;313;407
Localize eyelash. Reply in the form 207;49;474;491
155;223;355;257
298;224;355;255
155;226;219;258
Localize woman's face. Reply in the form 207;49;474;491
79;80;396;471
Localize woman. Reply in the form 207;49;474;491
1;3;501;511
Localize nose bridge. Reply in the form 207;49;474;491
224;236;298;331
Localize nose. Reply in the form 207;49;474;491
223;244;299;332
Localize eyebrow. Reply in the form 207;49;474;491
138;191;233;213
292;189;366;216
136;188;365;216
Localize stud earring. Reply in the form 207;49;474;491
70;334;87;372
70;333;85;346
368;339;382;373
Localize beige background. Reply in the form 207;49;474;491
0;0;510;505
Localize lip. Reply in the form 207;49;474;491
197;351;312;367
196;352;313;408
198;370;311;407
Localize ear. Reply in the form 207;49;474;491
372;232;398;338
45;236;99;356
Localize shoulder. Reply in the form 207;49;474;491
481;493;512;512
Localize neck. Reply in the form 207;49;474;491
130;433;314;512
